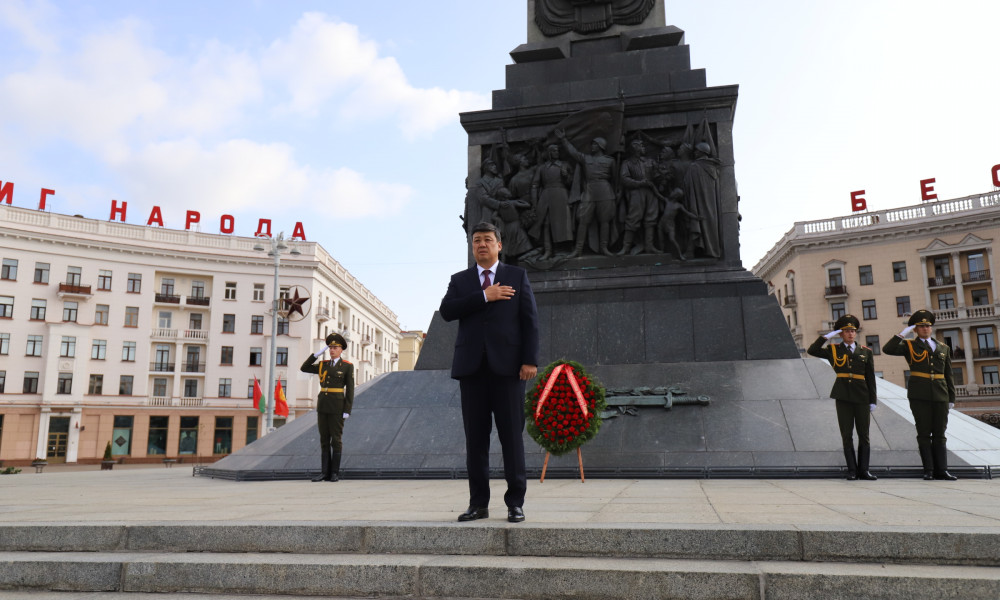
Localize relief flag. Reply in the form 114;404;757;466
252;375;265;414
275;380;289;417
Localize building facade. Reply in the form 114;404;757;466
753;190;1000;419
0;204;400;465
397;330;425;371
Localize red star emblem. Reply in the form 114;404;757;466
283;288;309;317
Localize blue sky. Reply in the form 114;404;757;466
2;1;999;331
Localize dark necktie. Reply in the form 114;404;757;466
481;269;492;290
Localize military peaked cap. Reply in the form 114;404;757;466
908;309;935;326
834;314;860;331
325;333;347;348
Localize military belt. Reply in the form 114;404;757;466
321;387;345;393
910;372;946;380
836;373;867;381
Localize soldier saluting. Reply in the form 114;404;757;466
882;310;958;481
808;314;878;481
301;333;355;482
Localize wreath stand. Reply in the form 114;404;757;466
539;447;585;483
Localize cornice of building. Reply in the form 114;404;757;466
752;189;1000;280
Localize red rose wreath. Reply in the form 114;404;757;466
525;360;606;481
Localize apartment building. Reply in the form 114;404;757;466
753;190;1000;420
0;204;400;465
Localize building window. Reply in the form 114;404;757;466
222;314;235;333
88;374;103;395
179;416;199;454
66;266;82;286
246;416;259;445
60;336;76;357
250;315;264;334
124;306;139;327
191;281;205;298
153;378;168;396
214;417;233;454
95;304;109;325
253;283;265;301
892;261;907;282
220;346;234;365
148;416;169;455
861;299;877;320
0;370;5;393
184;378;198;398
122;341;136;362
30;299;46;320
225;282;237;300
0;296;12;318
830;302;846;321
57;372;73;394
160;278;175;295
127;272;141;293
92;339;107;360
247;378;255;398
866;335;880;355
277;317;289;335
952;367;964;386
971;289;990;306
34;262;49;284
119;375;134;395
158;311;172;329
26;335;43;356
858;265;873;286
976;326;996;351
896;296;911;317
1;258;17;280
219;378;232;398
63;301;78;322
983;366;999;385
0;333;8;355
938;293;955;310
189;313;203;331
97;269;112;291
932;256;951;279
276;347;288;366
249;347;263;366
23;371;39;393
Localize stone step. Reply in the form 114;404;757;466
2;551;1000;600
3;522;1000;566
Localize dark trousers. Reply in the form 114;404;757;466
459;362;527;508
835;400;870;449
909;399;949;447
317;411;345;453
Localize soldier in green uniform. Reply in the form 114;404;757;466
882;310;957;480
300;333;355;482
808;314;878;481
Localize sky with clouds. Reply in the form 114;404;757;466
2;1;998;331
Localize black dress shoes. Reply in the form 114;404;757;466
507;507;525;523
311;473;329;482
457;506;489;522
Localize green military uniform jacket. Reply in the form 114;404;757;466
807;337;878;405
882;336;956;403
300;355;355;415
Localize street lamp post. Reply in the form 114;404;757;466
253;232;299;433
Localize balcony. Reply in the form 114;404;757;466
155;293;181;304
974;348;1000;360
963;269;991;283
935;304;997;323
57;283;92;298
824;285;848;298
955;384;1000;398
186;295;210;306
316;307;331;322
361;335;373;347
782;295;797;307
179;397;203;407
927;275;956;287
150;362;175;373
182;362;206;373
183;330;208;342
151;328;178;340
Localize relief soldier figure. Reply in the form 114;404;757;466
619;136;660;255
556;128;616;257
529;143;575;259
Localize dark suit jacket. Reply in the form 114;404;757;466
300;355;355;414
807;337;877;405
440;262;539;379
882;336;956;403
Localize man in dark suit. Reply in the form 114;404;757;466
807;314;878;481
883;309;957;480
300;333;354;482
440;222;539;523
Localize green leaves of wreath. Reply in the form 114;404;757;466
525;359;606;456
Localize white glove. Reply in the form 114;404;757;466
313;346;326;358
869;404;876;412
899;325;916;337
948;403;955;410
824;329;842;340
342;413;350;419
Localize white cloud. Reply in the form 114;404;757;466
0;0;59;54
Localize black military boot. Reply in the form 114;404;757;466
617;231;634;256
330;452;342;482
932;444;958;480
312;450;330;482
918;445;934;480
843;446;858;480
857;445;878;480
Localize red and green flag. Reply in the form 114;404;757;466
252;375;265;414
